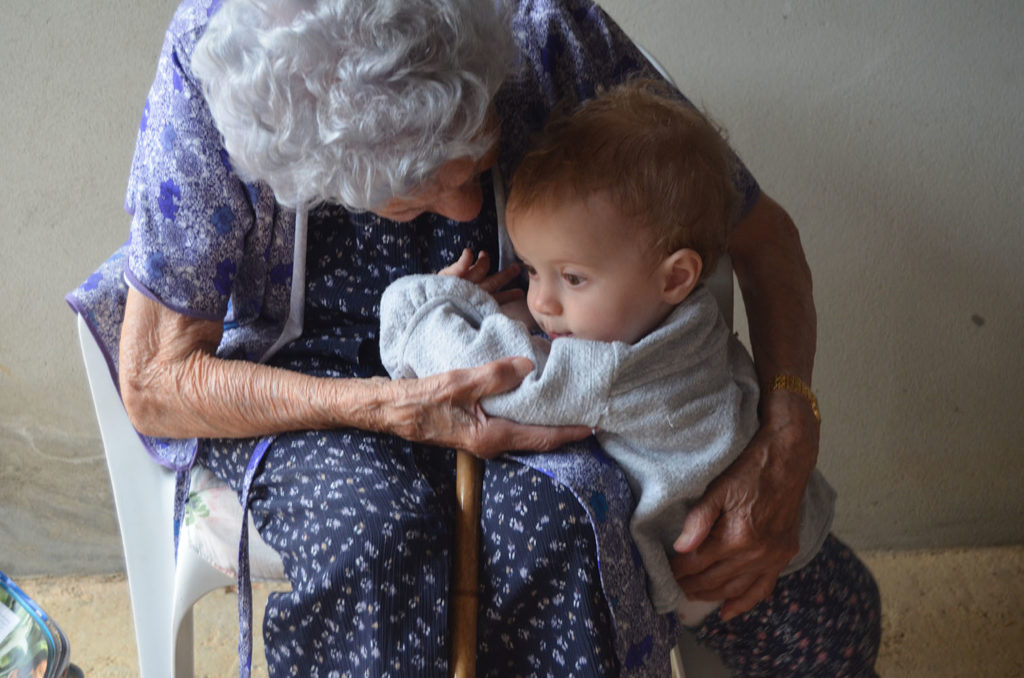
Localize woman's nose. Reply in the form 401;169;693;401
432;181;484;222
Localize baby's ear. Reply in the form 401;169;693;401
659;248;703;305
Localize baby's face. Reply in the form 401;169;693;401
507;193;675;344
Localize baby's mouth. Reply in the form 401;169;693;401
547;331;573;340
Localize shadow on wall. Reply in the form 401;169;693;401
752;90;1024;551
0;423;123;576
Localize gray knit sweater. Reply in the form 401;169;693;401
379;274;834;613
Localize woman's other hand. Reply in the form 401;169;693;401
670;391;817;620
380;355;591;459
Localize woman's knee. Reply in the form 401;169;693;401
252;431;454;557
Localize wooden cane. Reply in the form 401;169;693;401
450;450;483;678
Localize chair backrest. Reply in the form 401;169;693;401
706;254;734;330
77;315;181;670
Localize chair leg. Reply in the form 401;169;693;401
174;609;196;678
670;644;686;678
116;493;179;678
171;519;237;677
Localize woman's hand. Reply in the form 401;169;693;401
380;355;591;459
670;391;817;621
440;248;523;305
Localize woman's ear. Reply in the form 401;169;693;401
659;248;703;305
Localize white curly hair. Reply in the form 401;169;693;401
192;0;514;210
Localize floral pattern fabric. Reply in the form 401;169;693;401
695;535;882;677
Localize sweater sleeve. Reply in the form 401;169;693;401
379;274;611;427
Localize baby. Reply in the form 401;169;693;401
381;81;780;623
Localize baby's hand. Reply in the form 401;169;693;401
438;248;482;279
440;248;524;305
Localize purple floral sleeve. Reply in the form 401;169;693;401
124;5;256;321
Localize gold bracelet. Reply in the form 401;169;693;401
768;375;821;425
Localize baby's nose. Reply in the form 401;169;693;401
529;285;561;316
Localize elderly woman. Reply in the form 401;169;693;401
69;0;881;675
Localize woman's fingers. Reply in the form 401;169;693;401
720;573;778;622
472;414;592;458
473;355;535;393
461;359;591;455
392;357;590;458
667;423;806;617
673;488;723;554
674;549;757;598
679;568;758;603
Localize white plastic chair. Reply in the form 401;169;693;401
76;314;286;678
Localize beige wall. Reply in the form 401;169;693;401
1;1;1021;576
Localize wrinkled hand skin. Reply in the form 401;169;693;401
671;391;818;621
379;357;591;459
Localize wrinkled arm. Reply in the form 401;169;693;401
672;193;819;620
119;287;588;458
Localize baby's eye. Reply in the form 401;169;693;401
523;264;538;278
563;272;585;286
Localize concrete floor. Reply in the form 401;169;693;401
12;545;1024;677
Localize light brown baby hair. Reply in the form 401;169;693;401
507;79;739;277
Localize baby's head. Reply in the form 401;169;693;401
506;80;739;344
